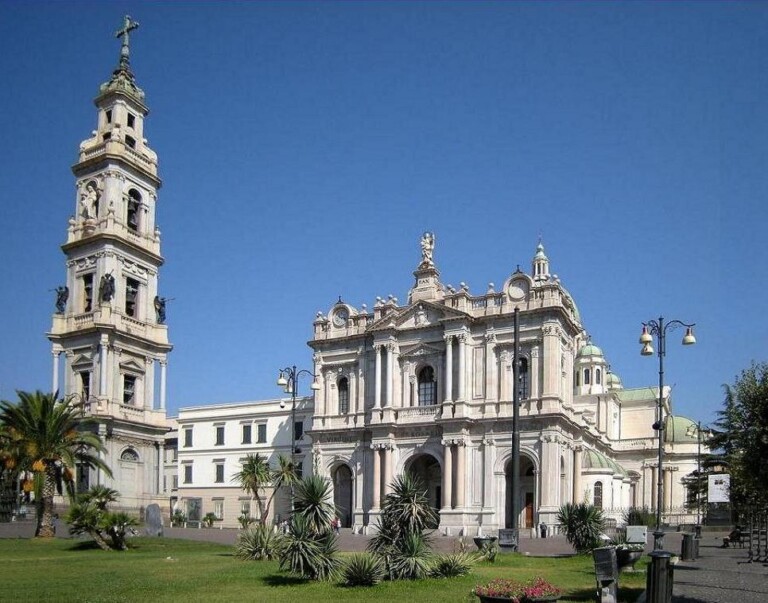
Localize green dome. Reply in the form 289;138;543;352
606;372;623;388
583;450;628;475
578;343;604;358
664;415;699;444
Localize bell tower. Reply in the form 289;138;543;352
47;17;172;506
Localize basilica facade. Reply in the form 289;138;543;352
308;236;701;534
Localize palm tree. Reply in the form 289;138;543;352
293;474;336;535
231;453;271;524
232;453;299;525
0;390;112;538
557;502;605;554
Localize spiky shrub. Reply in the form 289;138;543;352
294;474;336;534
557;502;606;554
623;506;656;528
368;472;438;580
101;512;139;550
428;552;474;578
342;553;386;587
235;524;284;561
388;531;432;580
279;509;340;580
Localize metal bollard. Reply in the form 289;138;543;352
646;550;674;603
681;532;696;561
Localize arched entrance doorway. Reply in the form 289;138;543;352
505;455;536;528
332;464;353;527
405;453;442;518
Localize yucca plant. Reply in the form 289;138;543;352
235;524;284;560
101;511;139;550
279;514;322;578
342;553;386;586
557;502;605;554
293;474;336;535
428;552;475;578
388;531;432;580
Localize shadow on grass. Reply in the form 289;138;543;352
561;585;643;602
65;540;103;551
261;574;310;587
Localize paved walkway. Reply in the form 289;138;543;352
3;521;766;601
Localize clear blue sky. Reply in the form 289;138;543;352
0;2;764;425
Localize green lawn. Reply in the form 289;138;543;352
0;538;647;602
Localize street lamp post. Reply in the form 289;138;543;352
639;316;696;550
276;365;320;510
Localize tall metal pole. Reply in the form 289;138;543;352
696;421;702;528
511;307;520;548
655;317;665;550
290;365;297;512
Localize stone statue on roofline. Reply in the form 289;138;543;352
420;231;435;266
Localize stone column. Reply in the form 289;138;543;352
52;350;61;395
350;368;358;414
385;343;395;408
444;336;453;403
372;446;381;509
441;440;453;510
530;344;540;400
144;357;154;409
158;360;167;411
482;437;494;511
455;440;466;508
401;361;410;407
457;333;466;401
484;332;497;402
99;336;109;396
572;445;583;503
542;324;560;399
383;445;393;495
357;365;365;413
499;350;510;402
374;345;382;409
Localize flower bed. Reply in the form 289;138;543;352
473;576;562;602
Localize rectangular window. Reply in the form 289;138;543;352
125;278;139;317
214;463;224;483
125;135;136;149
183;464;193;484
240;500;250;517
123;375;136;405
241;424;251;444
215;425;225;446
106;110;112;123
172;475;178;489
163;476;167;492
257;423;267;444
213;499;224;520
127;113;135;128
83;274;94;312
183;428;193;448
80;371;91;401
294;421;304;442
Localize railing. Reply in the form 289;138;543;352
73;312;95;328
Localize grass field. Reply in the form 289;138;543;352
0;537;648;603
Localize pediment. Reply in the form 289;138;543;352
369;300;469;332
399;342;443;359
118;358;145;373
71;353;93;368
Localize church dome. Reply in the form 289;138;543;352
583;450;628;475
664;415;699;444
606;372;623;389
534;242;548;260
577;343;604;358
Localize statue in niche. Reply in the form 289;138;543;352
79;181;100;220
99;273;115;302
54;286;69;313
420;231;435;265
415;304;427;326
154;296;167;324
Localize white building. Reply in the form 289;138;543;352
175;398;313;527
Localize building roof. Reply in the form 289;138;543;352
577;343;604;358
664;415;699;444
583;449;628;476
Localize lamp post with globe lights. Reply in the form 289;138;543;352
276;365;320;509
639;317;696;550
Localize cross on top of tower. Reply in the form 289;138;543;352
115;15;139;72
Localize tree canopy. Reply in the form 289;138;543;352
710;362;768;508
